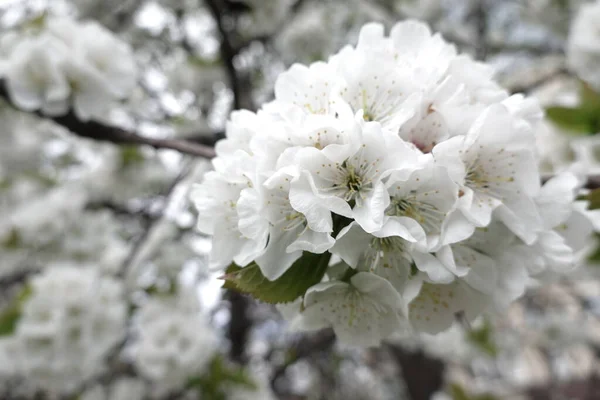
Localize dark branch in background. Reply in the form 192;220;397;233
472;0;488;61
204;0;254;111
203;0;255;365
0;270;34;292
506;66;570;95
387;345;445;400
235;0;307;51
0;82;217;159
226;291;253;364
270;329;336;397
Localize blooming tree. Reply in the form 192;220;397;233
1;0;600;399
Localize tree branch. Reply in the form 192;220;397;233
473;0;488;61
270;329;336;396
204;0;254;111
387;344;445;400
203;0;256;366
0;82;217;158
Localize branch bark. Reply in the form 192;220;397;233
204;0;254;111
0;82;217;158
202;0;256;365
388;345;445;400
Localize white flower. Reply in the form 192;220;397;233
3;34;70;115
238;167;335;280
567;0;600;90
274;61;344;116
293;272;408;346
523;172;599;279
56;210;130;274
133;294;218;389
80;378;145;400
383;160;470;250
433;104;542;244
2;15;137;120
332;222;455;288
191;166;267;270
10;266;126;394
46;17;137;120
441;220;529;309
331;45;419;132
406;278;488;334
388;20;457;88
289;118;421;233
191;19;584;344
216;109;261;157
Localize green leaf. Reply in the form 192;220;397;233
187;356;256;400
0;285;32;336
588;234;600;264
580;80;600;112
223;251;332;304
1;228;22;250
119;146;145;168
582;188;600;210
545;106;599;134
466;318;497;357
450;384;471;400
450;383;498;400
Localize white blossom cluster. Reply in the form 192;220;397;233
0;266;127;394
192;20;598;346
132;292;219;390
80;378;146;400
567;0;600;90
0;14;137;120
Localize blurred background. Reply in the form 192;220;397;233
1;0;600;399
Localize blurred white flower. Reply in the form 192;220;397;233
132;291;218;389
567;0;600;90
80;378;145;400
3;34;70;115
2;15;138;120
8;266;127;394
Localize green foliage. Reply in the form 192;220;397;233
223;251;332;304
450;383;498;400
582;188;600;210
545;106;600;134
1;228;22;250
0;285;32;336
545;81;600;135
187;356;256;400
587;234;600;265
188;56;222;69
119;145;146;168
466;319;498;357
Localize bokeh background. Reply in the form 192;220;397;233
2;0;600;399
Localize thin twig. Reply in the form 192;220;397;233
270;329;336;396
204;0;254;111
473;0;488;61
0;82;217;158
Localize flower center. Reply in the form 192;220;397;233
345;165;363;194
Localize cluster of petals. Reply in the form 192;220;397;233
1;266;127;393
192;20;597;346
0;14;137;120
132;293;218;389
